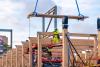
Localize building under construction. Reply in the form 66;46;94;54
0;0;100;67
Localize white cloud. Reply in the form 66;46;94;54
0;0;27;46
0;0;25;15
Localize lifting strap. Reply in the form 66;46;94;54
74;0;84;17
34;0;39;13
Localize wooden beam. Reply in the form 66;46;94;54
28;13;88;20
69;33;97;37
39;32;97;37
29;37;94;46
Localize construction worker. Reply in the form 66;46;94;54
52;29;60;44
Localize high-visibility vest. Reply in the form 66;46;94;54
52;29;60;43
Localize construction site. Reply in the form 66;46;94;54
0;0;100;67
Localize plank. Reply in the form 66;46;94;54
28;13;88;20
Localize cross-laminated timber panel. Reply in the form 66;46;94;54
22;41;29;67
16;45;22;67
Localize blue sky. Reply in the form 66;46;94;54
0;0;100;47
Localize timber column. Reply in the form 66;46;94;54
97;18;100;57
62;16;69;67
37;32;42;67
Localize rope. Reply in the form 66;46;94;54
34;0;39;13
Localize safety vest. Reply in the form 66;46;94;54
52;29;60;43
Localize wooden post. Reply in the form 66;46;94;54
0;57;2;67
29;37;38;67
16;46;18;67
22;41;30;67
2;56;3;67
29;39;32;67
0;57;1;67
22;44;24;67
16;45;22;67
6;54;7;67
11;49;13;67
98;31;100;57
97;18;100;57
93;36;98;57
5;54;7;67
62;29;68;67
7;50;12;67
62;16;69;67
2;56;4;67
11;49;16;67
37;33;42;67
2;54;7;67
